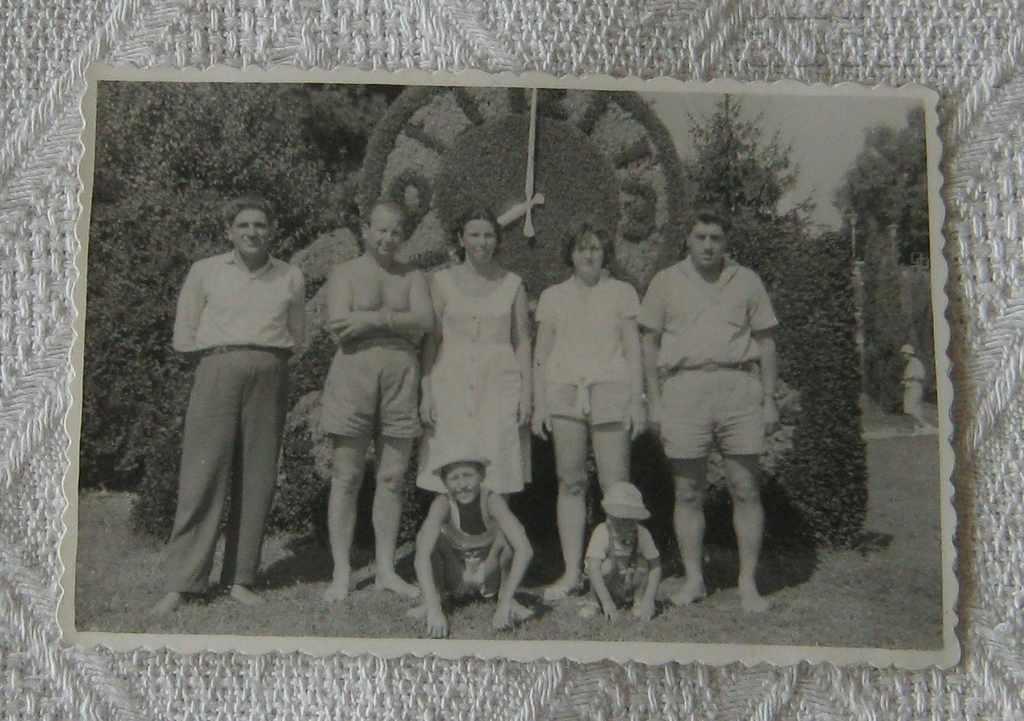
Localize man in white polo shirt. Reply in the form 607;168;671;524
150;194;306;616
640;208;778;613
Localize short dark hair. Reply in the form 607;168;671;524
687;207;729;236
451;206;502;263
222;194;274;228
561;219;615;268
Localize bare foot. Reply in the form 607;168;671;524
739;582;770;613
509;599;534;621
374;573;420;599
542;574;582;603
406;604;428;621
669;577;707;607
323;567;351;603
230;585;264;606
148;592;183;617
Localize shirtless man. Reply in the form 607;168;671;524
320;201;433;602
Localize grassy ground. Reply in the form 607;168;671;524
74;411;943;649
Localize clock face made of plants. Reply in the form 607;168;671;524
361;86;687;293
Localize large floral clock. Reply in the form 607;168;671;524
360;86;687;292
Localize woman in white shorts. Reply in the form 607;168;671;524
532;220;646;601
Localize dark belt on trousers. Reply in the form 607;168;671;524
199;344;292;359
672;360;760;374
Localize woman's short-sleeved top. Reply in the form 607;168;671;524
536;276;640;386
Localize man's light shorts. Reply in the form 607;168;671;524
321;339;421;439
547;381;630;426
660;368;764;459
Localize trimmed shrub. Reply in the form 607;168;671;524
433;113;621;296
862;222;909;411
359;87;688;294
771;232;868;546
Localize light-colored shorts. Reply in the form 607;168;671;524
660;368;764;459
547;381;630;425
320;339;421;439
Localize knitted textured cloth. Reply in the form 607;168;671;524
1;1;1020;719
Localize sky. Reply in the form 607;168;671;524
647;91;923;230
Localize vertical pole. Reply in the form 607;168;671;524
523;88;539;238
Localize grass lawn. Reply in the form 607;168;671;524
74;433;944;649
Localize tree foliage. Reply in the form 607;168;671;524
82;82;384;498
861;221;910;411
773;232;868;545
684;96;811;221
680;96;814;298
834;109;928;264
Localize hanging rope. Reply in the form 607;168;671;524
497;87;545;237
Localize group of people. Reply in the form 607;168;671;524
150;194;781;636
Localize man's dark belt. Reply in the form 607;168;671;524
679;360;760;373
199;344;292;358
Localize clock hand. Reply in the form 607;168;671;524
497;193;545;227
523;87;539;238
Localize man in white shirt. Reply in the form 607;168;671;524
640;209;778;613
150;195;305;616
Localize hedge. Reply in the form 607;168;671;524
770;231;868;546
862;222;909;411
433;113;621;295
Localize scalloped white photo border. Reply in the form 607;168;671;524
60;64;959;669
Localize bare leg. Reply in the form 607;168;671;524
498;542;533;621
372;436;419;598
591;422;631;494
545;417;589;600
670;458;708;606
324;435;371;602
724;454;769;613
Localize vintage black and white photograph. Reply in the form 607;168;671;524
62;68;955;665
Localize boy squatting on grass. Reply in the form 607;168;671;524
409;449;534;638
579;482;662;621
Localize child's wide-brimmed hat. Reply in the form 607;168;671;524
601;482;650;520
430;446;491;478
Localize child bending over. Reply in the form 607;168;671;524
410;449;534;638
581;482;662;621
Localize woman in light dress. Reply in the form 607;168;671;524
417;207;533;496
532;220;646;601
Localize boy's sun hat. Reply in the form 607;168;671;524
601;482;650;520
431;446;491;478
900;343;915;354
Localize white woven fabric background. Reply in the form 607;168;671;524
1;0;1021;719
